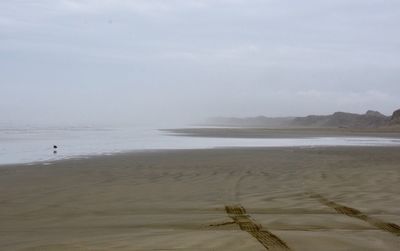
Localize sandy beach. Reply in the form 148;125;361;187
1;146;400;250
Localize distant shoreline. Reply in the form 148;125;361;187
163;127;400;139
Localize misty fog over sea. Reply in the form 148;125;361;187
1;125;400;165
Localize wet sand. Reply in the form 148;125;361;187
163;127;400;138
1;147;400;250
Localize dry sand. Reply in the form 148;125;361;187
1;147;400;250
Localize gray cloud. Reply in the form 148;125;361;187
1;0;400;126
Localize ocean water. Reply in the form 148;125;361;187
1;126;400;165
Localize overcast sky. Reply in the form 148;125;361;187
1;0;400;126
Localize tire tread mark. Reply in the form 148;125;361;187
310;193;400;236
225;205;291;250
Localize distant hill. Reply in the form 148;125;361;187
389;109;400;125
291;110;388;128
206;109;400;128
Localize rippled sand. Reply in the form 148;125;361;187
1;147;399;250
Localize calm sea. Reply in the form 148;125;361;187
1;126;400;165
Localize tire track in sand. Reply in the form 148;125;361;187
310;193;400;236
225;205;291;250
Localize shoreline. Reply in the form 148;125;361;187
3;142;400;168
3;127;400;167
163;127;400;138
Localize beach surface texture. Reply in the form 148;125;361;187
1;145;400;250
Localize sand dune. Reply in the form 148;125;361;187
1;147;400;250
